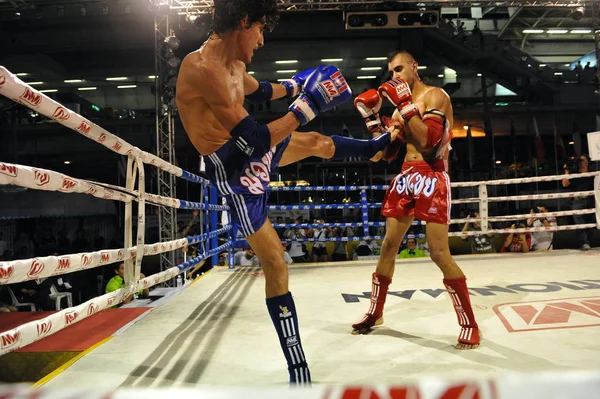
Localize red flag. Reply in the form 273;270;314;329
554;116;565;158
532;116;544;163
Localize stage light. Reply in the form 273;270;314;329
572;6;585;21
165;36;180;51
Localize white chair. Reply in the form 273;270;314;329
49;284;72;310
7;286;36;311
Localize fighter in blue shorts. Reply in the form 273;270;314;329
176;0;399;384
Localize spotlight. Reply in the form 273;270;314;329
348;14;364;27
165;36;180;51
421;11;438;26
167;56;181;68
373;14;388;27
398;13;414;26
572;6;585;21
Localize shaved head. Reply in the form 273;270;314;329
387;49;420;88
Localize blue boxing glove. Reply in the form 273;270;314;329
280;68;315;98
289;65;352;125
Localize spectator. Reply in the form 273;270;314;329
354;239;380;258
13;232;34;259
330;225;350;262
310;219;329;262
252;243;293;266
461;212;496;254
527;204;557;251
105;262;149;305
501;222;530;253
399;238;427;258
562;154;595;250
234;247;257;266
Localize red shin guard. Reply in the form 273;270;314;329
352;273;391;331
443;276;480;345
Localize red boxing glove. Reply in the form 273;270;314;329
354;89;383;134
378;79;420;121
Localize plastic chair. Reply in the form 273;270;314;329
49;284;72;310
7;286;36;311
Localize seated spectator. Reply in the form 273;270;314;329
234;248;257;266
461;212;496;254
186;259;208;280
527;203;557;251
399;238;427;258
354;239;380;257
105;262;150;305
501;223;531;253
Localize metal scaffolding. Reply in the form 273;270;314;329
169;0;600;14
154;0;178;275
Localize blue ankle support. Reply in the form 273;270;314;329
331;131;391;160
265;292;311;384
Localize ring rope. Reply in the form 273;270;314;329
0;67;208;185
0;162;135;203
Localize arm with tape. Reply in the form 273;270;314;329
244;69;315;104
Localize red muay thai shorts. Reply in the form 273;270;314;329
381;160;451;225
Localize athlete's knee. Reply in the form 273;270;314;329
305;132;334;158
381;235;402;255
429;245;449;265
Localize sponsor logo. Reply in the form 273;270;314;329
81;254;93;267
27;259;45;278
87;303;99;316
60;177;78;191
56;257;71;272
34;169;50;186
76;121;91;134
52;106;70;121
0;74;5;86
65;310;79;325
98;133;107;142
494;296;600;332
107;296;116;307
279;305;292;318
117;250;125;261
112;141;122;151
126;149;134;155
0;265;15;282
152;244;159;254
36;320;53;337
342;279;600;304
99;252;110;265
103;189;114;199
19;88;42;107
285;336;298;347
0;163;18;178
130;250;136;258
85;186;98;196
143;279;149;289
0;330;21;350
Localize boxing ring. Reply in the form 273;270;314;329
1;67;600;398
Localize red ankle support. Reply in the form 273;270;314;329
443;276;478;329
367;272;392;317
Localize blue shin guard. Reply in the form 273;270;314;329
266;292;311;385
331;131;391;159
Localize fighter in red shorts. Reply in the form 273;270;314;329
351;50;481;349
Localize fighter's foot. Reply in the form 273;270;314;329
454;327;482;350
351;314;383;335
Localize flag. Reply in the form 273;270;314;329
532;115;544;163
554;114;565;158
510;118;517;165
573;121;582;157
467;125;474;170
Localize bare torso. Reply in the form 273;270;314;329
176;43;247;156
392;84;454;162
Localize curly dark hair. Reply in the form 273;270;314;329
211;0;279;35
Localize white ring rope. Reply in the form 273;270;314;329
450;170;600;187
0;68;228;355
0;67;185;178
0;162;135;203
